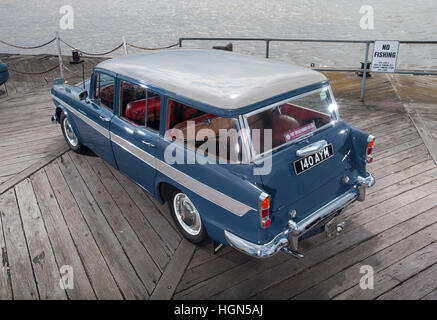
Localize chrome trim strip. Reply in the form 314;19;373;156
156;160;255;216
296;140;328;157
52;95;110;139
357;173;375;188
111;134;157;168
52;95;257;216
225;228;289;258
289;189;358;236
225;185;364;258
242;86;336;161
112;134;256;216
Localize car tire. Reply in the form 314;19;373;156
169;190;207;244
60;112;85;153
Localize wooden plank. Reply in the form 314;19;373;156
372;138;423;162
211;196;437;300
176;192;437;300
150;239;195;300
69;152;161;294
45;161;123;300
90;156;172;272
285;219;437;300
176;249;250;294
371;150;432;180
377;263;437;300
0;189;39;299
0;198;13;299
186;246;231;270
107;163;181;252
0;143;68;195
57;153;148;299
306;181;437;251
14;178;67;300
336;229;437;300
368;160;436;195
405;103;437;166
345;167;437;218
421;288;437;300
31;169;96;299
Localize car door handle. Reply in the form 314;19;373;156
78;109;87;116
141;140;156;148
296;140;328;157
99;115;111;122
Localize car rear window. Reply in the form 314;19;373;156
246;88;334;156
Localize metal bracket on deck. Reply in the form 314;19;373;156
213;240;224;255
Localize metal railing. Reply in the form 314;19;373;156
179;37;437;101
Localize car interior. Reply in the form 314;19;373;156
168;99;242;162
247;103;331;154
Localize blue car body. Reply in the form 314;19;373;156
51;50;375;258
0;61;8;85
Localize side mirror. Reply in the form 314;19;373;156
79;90;88;101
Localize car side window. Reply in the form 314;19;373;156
119;80;161;130
94;72;115;110
167;99;242;162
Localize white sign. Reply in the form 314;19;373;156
371;40;399;73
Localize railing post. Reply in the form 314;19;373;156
179;38;183;47
360;42;370;102
55;31;64;79
266;40;270;58
122;36;128;56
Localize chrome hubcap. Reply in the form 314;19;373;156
63;117;78;147
173;193;201;236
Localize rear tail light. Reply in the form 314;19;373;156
366;135;375;163
259;193;271;228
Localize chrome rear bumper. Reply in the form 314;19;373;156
225;173;375;259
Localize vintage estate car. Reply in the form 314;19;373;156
50;49;375;258
0;60;8;88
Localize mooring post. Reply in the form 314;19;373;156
122;36;128;56
360;42;370;102
56;31;64;79
266;40;270;58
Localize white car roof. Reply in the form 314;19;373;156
97;49;327;110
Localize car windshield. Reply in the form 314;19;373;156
245;87;335;156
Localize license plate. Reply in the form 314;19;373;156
294;144;334;175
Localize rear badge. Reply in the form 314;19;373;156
294;144;334;175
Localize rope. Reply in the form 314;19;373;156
60;39;123;56
8;65;59;75
0;37;56;49
127;42;179;50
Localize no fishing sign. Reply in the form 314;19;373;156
371;40;400;72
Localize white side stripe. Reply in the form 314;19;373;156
52;95;110;139
52;94;257;216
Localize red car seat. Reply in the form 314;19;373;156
125;96;161;124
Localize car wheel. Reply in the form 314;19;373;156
60;112;85;153
169;190;207;244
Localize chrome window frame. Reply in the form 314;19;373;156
163;98;249;164
117;79;161;134
241;85;339;162
93;71;116;112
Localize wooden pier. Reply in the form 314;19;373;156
0;53;436;300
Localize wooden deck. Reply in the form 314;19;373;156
0;54;436;299
0;54;105;193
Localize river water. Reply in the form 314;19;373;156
0;0;436;69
